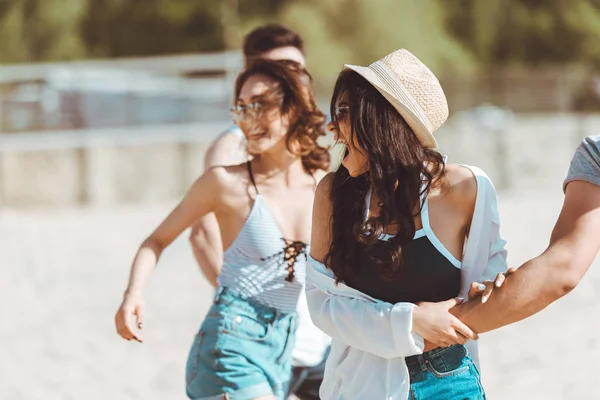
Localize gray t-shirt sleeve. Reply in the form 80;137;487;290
564;135;600;191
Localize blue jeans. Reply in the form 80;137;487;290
185;287;298;400
406;344;486;400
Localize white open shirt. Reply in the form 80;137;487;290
306;165;509;400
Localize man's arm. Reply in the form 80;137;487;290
203;130;247;170
453;180;600;333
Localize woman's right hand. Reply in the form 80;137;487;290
115;291;145;343
412;298;479;348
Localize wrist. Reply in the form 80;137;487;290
124;287;143;298
411;304;422;333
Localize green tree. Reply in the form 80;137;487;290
274;0;476;91
444;0;600;66
0;0;86;63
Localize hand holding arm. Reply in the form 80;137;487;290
452;181;600;333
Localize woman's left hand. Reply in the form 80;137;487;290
468;268;516;303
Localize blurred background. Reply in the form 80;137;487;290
1;1;600;399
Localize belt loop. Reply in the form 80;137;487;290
214;286;225;304
416;354;427;372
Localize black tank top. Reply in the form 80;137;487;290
344;187;461;304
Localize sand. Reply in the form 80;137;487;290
1;181;599;399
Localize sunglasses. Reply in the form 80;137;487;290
230;94;284;125
333;105;349;122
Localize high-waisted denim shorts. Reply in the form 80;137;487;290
185;286;298;400
406;344;486;400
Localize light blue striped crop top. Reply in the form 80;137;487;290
216;161;309;313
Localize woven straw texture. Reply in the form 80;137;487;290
378;49;448;132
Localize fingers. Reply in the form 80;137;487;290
115;307;143;343
481;269;517;303
494;272;506;288
481;281;494;303
493;268;516;288
115;312;134;340
445;330;468;345
430;337;453;348
126;312;143;343
443;297;465;309
468;282;487;300
439;329;468;347
135;305;145;331
455;332;468;345
451;317;479;341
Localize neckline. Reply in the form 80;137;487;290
222;194;309;257
254;195;308;245
246;160;317;196
378;229;424;242
365;187;461;268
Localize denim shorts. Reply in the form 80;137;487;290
185;287;298;400
406;344;486;400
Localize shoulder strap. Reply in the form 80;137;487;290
247;161;259;195
419;177;431;232
364;187;372;222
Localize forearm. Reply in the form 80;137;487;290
453;249;575;333
125;239;163;295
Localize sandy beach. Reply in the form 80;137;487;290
1;180;599;399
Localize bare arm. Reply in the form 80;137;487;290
188;130;246;287
126;169;223;294
115;168;224;341
453;180;600;333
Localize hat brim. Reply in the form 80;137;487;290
344;64;438;148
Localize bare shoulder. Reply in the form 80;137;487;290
442;164;478;210
204;128;247;169
561;180;600;222
197;163;246;194
312;169;329;185
315;171;335;201
311;173;335;260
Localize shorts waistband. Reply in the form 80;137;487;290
405;344;466;372
213;286;296;321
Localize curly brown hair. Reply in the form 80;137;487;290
234;59;330;173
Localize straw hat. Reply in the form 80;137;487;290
345;49;448;148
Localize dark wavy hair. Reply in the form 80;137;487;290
325;69;446;283
234;59;330;173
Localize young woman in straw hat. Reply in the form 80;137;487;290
114;59;330;400
306;49;511;399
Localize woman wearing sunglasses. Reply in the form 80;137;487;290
307;49;510;399
114;59;330;400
